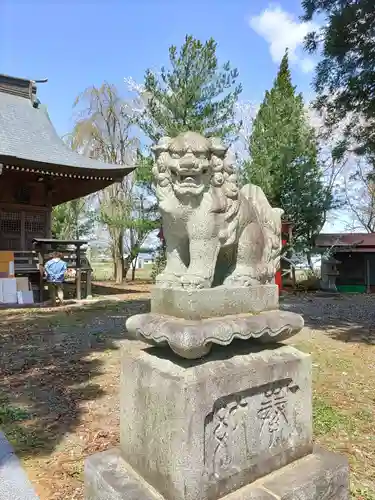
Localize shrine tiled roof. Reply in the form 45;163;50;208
315;233;375;248
0;74;133;180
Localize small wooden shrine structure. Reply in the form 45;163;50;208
0;74;134;300
315;233;375;293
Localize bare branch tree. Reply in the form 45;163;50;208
344;160;375;233
230;101;258;177
307;104;353;240
70;83;158;283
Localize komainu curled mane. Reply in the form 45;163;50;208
152;131;283;289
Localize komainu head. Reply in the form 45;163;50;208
151;132;238;199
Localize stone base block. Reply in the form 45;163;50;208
151;285;279;320
126;309;304;359
119;341;312;500
85;446;349;500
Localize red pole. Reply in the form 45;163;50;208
275;269;282;290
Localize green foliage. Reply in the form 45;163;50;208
0;404;29;425
242;52;334;254
134;150;157;200
313;397;351;436
133;35;242;269
351;487;375;500
151;243;166;282
52;205;68;240
135;35;241;251
244;53;299;201
139;34;242;144
296;272;321;291
52;198;95;240
0;398;43;453
302;0;375;162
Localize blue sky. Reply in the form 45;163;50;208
1;0;317;136
3;0;350;233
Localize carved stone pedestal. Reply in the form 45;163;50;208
150;285;280;320
126;286;304;359
85;446;349;500
84;341;349;500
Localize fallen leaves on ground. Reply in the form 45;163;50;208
1;288;374;499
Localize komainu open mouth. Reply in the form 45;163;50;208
179;173;200;185
172;167;209;186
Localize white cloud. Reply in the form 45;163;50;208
299;57;316;74
249;4;317;72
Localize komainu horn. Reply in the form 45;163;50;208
152;131;284;289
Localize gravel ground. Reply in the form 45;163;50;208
47;291;375;343
281;293;375;344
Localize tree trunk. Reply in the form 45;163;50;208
131;256;138;281
123;265;130;281
111;246;117;281
112;252;123;283
114;256;123;284
123;256;130;281
111;232;124;284
306;252;314;271
291;266;297;290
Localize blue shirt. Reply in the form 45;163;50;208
44;258;67;283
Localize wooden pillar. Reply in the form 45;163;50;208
37;244;45;303
76;244;81;300
366;255;371;294
85;244;92;299
20;211;26;251
46;206;52;238
86;269;92;299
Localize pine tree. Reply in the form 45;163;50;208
243;52;334;258
137;35;242;277
139;34;242;144
302;0;375;162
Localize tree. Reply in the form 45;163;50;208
124;190;159;281
125;36;242;278
230;100;258;179
302;0;375;163
344;160;375;232
151;242;166;283
70;83;157;283
137;34;242;143
242;52;336;265
52;198;95;240
51;135;98;241
98;180;157;281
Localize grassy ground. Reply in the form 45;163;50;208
289;334;375;499
0;288;374;499
91;261;152;282
283;294;375;500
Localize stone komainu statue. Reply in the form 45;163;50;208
152;132;283;289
